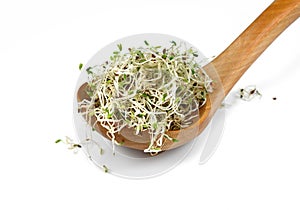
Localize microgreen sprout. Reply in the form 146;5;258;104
170;40;177;46
79;63;83;70
117;43;122;51
86;67;93;74
100;148;104;155
239;85;262;101
78;40;213;153
55;136;82;153
55;139;62;143
103;165;109;173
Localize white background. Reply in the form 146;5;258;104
0;0;299;209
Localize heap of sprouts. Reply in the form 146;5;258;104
78;40;213;153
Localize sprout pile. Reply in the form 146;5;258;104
78;41;213;153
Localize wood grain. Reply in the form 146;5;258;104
207;0;300;97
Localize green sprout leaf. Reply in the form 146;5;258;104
141;93;149;98
117;43;122;51
107;112;113;119
172;138;179;142
144;40;149;46
118;141;125;146
79;63;83;70
162;93;167;102
87;90;93;97
86;67;93;74
89;110;95;117
73;144;82;148
55;139;62;143
152;122;158;130
170;40;177;46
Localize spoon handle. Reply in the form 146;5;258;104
210;0;300;96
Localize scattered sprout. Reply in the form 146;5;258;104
79;63;83;70
73;144;82;148
55;136;82;153
99;148;104;155
55;139;62;143
103;165;109;173
239;86;262;101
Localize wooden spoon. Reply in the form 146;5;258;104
77;0;300;151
